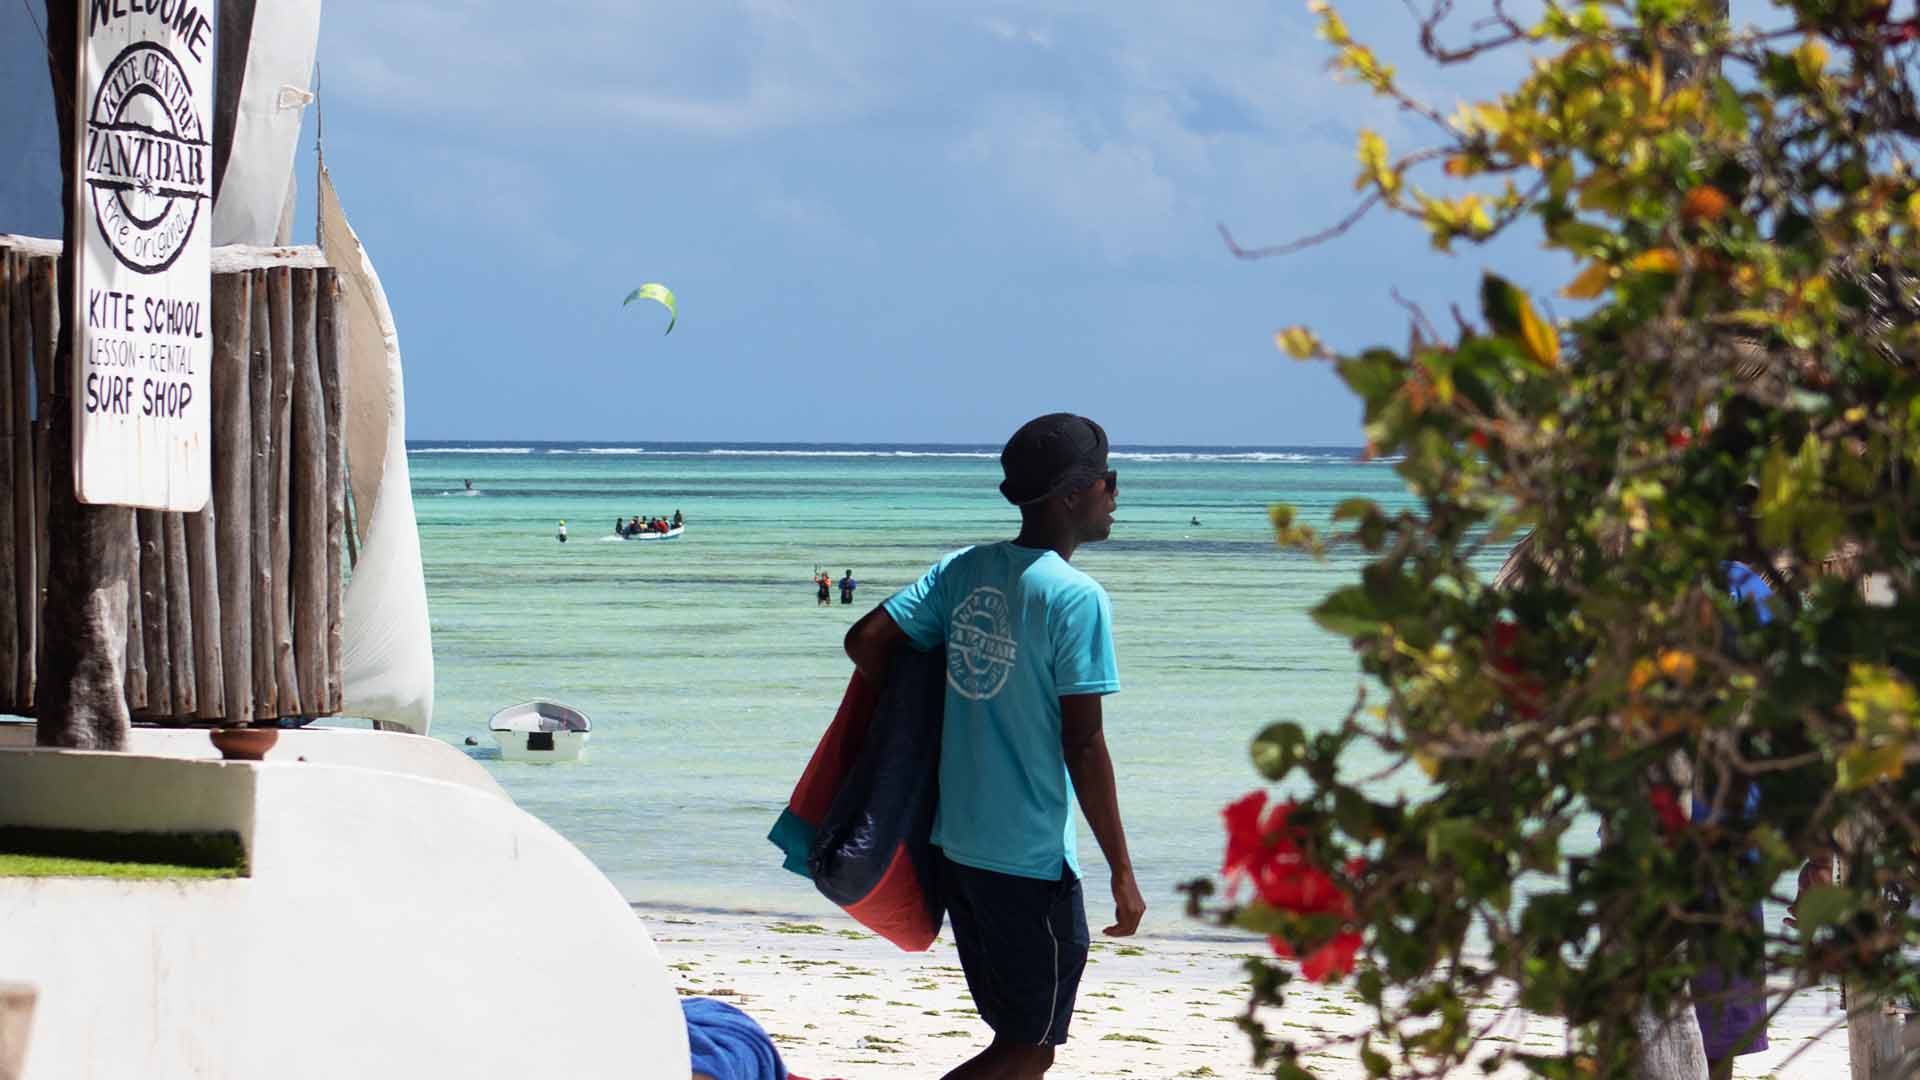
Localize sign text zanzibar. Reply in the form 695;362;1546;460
72;0;214;509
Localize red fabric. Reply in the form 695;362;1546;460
841;841;941;951
787;672;878;823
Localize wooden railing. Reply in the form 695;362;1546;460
0;238;344;724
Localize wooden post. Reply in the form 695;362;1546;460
163;514;195;719
317;270;345;712
248;269;275;718
123;513;146;713
290;271;326;713
36;1;132;749
8;250;35;711
212;271;253;726
0;253;18;709
268;266;300;716
136;511;171;718
29;258;52;628
185;502;223;720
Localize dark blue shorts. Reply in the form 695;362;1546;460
938;849;1089;1046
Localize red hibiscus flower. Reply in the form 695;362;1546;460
1224;792;1365;982
1488;620;1545;719
1648;783;1687;838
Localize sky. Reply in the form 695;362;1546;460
6;0;1586;446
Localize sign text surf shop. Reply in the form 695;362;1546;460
72;0;215;510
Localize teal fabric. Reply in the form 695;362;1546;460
884;542;1119;881
766;807;817;878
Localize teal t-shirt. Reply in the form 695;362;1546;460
883;542;1120;881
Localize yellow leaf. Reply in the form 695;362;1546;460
1795;37;1829;85
1275;326;1323;359
1562;262;1612;300
1356;129;1396;194
1657;649;1696;685
1629;658;1658;695
1443;155;1474;178
1518;298;1559;368
1682;186;1730;222
1630;249;1681;273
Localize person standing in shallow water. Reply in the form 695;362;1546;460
844;413;1142;1080
814;570;832;605
839;570;857;605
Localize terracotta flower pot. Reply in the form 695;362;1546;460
209;727;279;761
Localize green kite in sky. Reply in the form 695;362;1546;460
624;283;677;335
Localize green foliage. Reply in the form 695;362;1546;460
0;826;248;877
1201;0;1920;1076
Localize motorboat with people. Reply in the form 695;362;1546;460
615;511;685;541
488;700;592;762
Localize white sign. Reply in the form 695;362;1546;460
70;0;216;510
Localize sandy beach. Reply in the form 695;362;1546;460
641;904;1854;1079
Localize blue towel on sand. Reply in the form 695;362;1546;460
684;998;787;1080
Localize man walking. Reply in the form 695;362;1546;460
843;413;1143;1080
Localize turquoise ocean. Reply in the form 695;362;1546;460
406;442;1462;933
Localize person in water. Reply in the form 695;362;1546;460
615;517;627;538
843;412;1139;1080
839;570;857;605
672;509;684;529
815;571;832;605
1189;516;1200;526
464;479;474;491
556;520;568;544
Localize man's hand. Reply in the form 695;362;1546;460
1105;867;1145;937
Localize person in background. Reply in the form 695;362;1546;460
839;570;858;605
843;413;1141;1080
673;509;684;529
556;520;568;544
815;570;833;606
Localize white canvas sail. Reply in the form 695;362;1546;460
211;0;322;245
320;166;434;735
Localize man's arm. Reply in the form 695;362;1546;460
844;604;908;686
1062;693;1144;937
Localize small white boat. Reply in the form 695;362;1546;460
488;701;591;762
620;526;683;542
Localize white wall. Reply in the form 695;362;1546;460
0;752;688;1080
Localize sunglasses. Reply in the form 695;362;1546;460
1100;468;1118;495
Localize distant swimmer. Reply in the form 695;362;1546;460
839;569;857;605
1190;516;1201;526
556;520;568;544
465;479;474;491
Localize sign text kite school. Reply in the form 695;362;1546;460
71;0;215;509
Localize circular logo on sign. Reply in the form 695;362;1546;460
948;586;1017;701
84;42;210;274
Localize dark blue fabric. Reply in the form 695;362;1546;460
939;850;1089;1046
809;641;945;927
684;998;787;1080
1687;562;1775;1060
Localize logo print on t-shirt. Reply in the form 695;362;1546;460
948;586;1016;701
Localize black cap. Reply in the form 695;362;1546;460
999;414;1109;506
